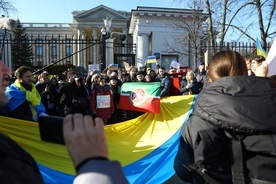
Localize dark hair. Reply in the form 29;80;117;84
14;66;32;79
209;50;247;82
252;55;266;63
160;66;165;70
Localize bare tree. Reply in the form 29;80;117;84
0;0;17;16
254;0;276;49
165;0;208;69
175;0;276;50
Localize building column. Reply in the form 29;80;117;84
137;33;150;69
82;33;87;70
92;28;98;64
73;33;78;66
43;35;48;66
122;28;128;54
77;28;82;67
106;38;114;69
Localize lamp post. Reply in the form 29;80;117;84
101;18;112;71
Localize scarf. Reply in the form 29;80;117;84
14;80;41;121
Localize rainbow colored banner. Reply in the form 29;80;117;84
0;95;196;184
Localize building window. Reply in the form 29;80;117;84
50;39;57;58
36;46;43;56
51;46;57;56
35;39;43;56
65;46;71;56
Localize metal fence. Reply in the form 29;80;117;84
2;34;136;74
1;33;271;74
200;41;271;61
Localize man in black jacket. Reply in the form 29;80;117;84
156;66;171;97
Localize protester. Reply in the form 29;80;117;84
59;72;88;115
251;55;268;77
5;66;47;121
0;61;44;183
109;75;122;123
35;71;59;115
145;74;152;82
149;70;157;82
121;66;139;119
194;60;207;92
90;76;114;124
136;71;145;82
179;70;200;95
156;66;171;97
174;50;276;183
123;66;137;83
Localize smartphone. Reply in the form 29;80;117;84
38;116;65;145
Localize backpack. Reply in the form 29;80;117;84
187;127;276;184
0;133;44;184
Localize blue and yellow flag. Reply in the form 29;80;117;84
0;95;196;184
146;56;157;63
256;38;267;58
108;63;119;70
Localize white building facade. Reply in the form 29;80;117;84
6;5;207;73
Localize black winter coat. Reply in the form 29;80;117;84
174;76;276;183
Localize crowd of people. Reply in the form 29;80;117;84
0;63;181;123
1;54;274;124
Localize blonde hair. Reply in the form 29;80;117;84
185;70;194;82
91;73;100;83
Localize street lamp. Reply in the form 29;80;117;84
101;18;112;71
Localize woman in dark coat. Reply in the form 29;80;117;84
174;50;276;183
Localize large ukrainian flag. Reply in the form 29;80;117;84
0;95;196;184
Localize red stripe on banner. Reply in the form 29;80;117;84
118;95;160;113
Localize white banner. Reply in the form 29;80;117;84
266;38;276;76
170;59;180;69
88;64;100;72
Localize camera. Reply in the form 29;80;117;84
38;116;65;145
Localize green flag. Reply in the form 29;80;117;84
118;82;161;113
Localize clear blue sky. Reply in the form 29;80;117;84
10;0;182;23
